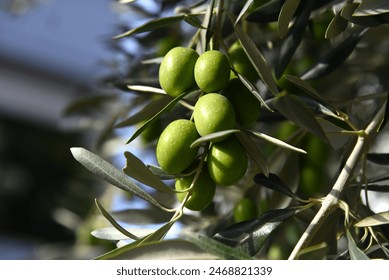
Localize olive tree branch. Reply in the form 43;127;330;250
288;104;386;260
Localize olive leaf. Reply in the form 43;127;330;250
91;227;155;241
186;233;253;260
214;208;300;256
126;91;189;143
146;164;177;180
346;229;370;260
325;11;349;38
95;199;140;240
274;92;329;143
245;129;306;154
95;221;175;260
190;129;240;148
275;0;315;78
354;211;389;227
114;14;186;39
234;23;279;96
254;173;303;201
302;29;367;80
236;131;269;176
235;0;254;24
353;0;389;16
122;151;174;193
102;239;218;260
115;95;172;128
70;147;170;211
277;0;301;38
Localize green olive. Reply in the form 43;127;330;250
175;169;216;211
193;93;236;141
228;41;258;82
223;78;261;127
233;197;258;222
194;50;230;93
156;119;199;174
207;136;248;186
159;47;199;97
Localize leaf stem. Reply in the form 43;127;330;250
288;104;386;259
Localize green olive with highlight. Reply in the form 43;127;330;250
156;119;199;174
159;47;199;97
175;169;216;211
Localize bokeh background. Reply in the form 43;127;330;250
0;0;162;259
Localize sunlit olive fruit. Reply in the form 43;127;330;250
159;47;199;97
207;136;248;186
156;119;199;174
223;78;261;127
194;50;230;93
193;93;236;141
228;41;257;82
233;197;258;223
175;169;216;211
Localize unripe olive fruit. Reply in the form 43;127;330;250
233;197;258;223
207;136;248;186
156;119;199;174
159;47;199;97
193;93;236;140
228;41;257;82
223;78;261;127
194;50;230;93
175;169;216;211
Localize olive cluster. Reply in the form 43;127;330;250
155;46;261;212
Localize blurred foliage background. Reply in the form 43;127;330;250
1;0;389;259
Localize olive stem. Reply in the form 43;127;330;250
288;103;385;260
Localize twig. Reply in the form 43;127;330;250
288;104;386;260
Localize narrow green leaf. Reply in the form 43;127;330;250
275;1;314;78
187;233;253;260
297;242;328;260
214;208;300;256
95;200;139;240
95;221;175;260
254;173;303;200
346;229;370;260
341;3;385;27
184;14;206;29
274;93;329;143
246;0;284;23
325;12;349;39
283;75;330;107
114;15;185;39
278;0;301;38
236;131;269;176
70;147;169;211
91;227;155;241
190;129;240;148
237;74;274;112
108;239;218;260
123;151;174;193
146;164;177;180
234;24;279;96
235;0;255;23
126;91;188;143
127;85;166;95
111;208;173;225
115;95;172;128
246;130;306;154
354;211;389;227
354;0;389;16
